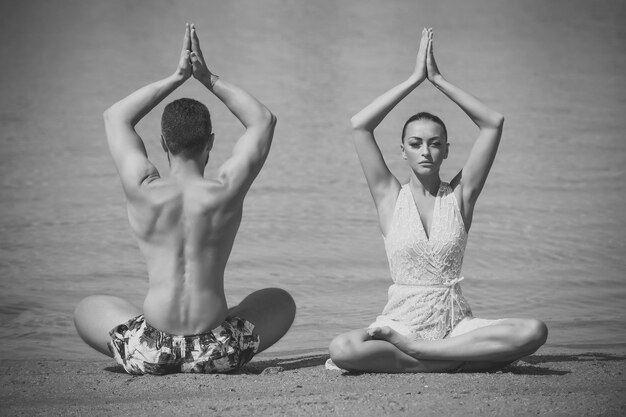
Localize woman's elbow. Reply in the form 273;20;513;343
350;115;364;130
103;105;124;124
350;115;372;132
480;113;504;131
269;112;278;127
493;113;505;128
102;107;113;122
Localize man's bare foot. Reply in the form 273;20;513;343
368;326;421;357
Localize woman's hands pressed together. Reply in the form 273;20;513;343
426;28;442;83
411;28;430;84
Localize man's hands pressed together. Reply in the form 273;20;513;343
174;23;193;82
189;24;219;88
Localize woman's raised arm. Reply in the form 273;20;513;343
351;29;430;233
426;29;504;223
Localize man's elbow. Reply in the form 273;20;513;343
264;110;277;128
103;106;120;125
103;104;133;126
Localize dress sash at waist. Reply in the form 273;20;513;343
390;277;466;332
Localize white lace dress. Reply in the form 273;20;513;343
369;182;473;340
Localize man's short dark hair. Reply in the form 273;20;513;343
161;98;212;157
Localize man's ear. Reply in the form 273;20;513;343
207;133;215;151
161;135;172;166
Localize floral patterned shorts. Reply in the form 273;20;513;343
108;314;260;375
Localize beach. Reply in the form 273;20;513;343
1;0;626;415
2;349;625;416
1;0;625;362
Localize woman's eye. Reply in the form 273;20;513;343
431;142;441;147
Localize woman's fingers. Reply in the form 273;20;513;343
426;28;442;80
425;28;432;58
418;27;429;54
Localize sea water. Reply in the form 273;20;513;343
1;0;625;360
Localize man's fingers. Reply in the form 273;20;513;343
178;50;190;72
190;51;199;67
182;23;191;53
190;24;200;52
190;51;204;67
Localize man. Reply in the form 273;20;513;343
74;24;295;375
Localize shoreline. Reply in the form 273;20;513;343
2;349;624;416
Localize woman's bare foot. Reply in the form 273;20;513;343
368;326;421;357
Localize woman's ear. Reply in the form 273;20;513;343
444;142;450;159
400;144;407;160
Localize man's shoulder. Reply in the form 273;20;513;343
151;177;241;208
127;175;244;208
193;178;245;211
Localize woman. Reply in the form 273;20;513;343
328;29;547;373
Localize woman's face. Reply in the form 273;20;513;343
401;120;448;175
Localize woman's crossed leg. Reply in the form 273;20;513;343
329;318;547;373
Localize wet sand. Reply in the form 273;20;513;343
2;349;624;416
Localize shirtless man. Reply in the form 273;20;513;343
74;24;295;375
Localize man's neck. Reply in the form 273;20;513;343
169;157;206;179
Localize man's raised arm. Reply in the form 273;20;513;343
189;25;277;198
104;25;193;194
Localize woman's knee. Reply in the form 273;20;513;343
516;319;548;351
329;333;358;366
528;319;548;346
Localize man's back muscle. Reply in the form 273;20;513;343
128;179;243;335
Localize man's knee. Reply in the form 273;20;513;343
278;288;296;317
237;288;296;331
261;287;296;318
74;295;107;324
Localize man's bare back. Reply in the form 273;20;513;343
134;178;242;335
74;24;295;375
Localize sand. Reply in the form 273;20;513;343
1;349;624;416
